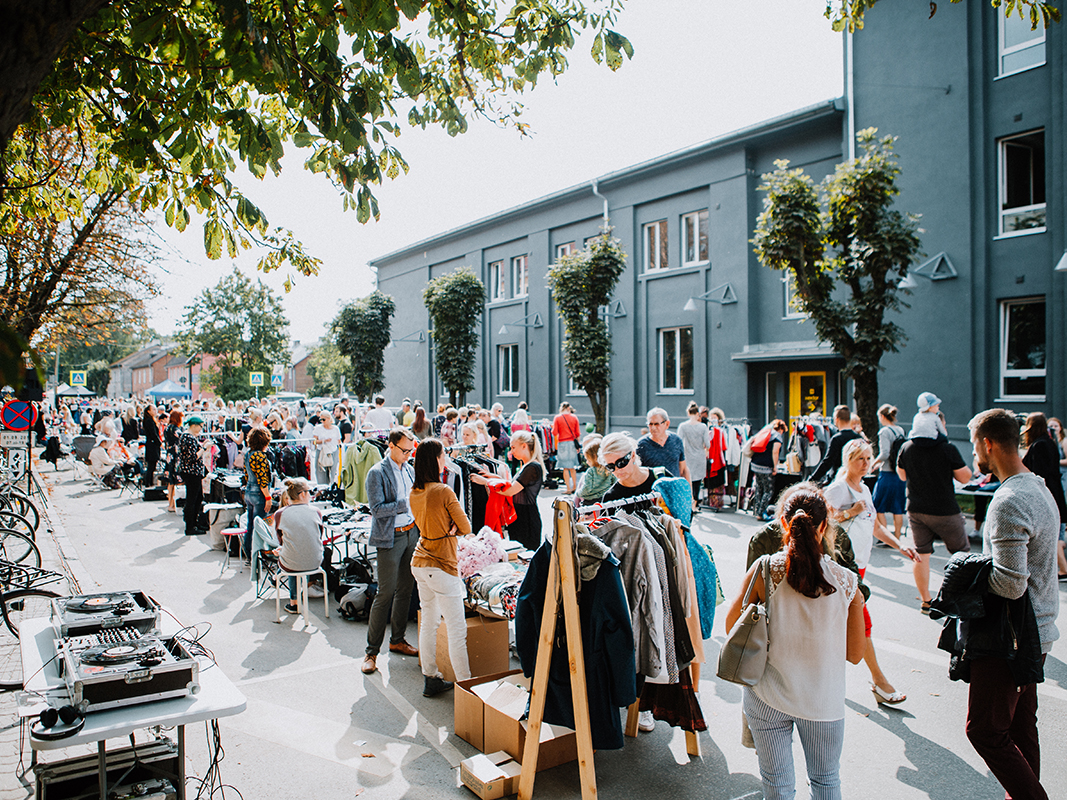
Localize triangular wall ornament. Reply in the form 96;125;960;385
913;252;958;281
708;283;738;304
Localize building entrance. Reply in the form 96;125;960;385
789;372;826;418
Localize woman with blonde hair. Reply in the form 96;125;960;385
472;430;545;550
825;439;918;705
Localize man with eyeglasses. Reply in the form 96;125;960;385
635;407;690;481
362;427;420;675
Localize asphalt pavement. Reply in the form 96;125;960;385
4;459;1067;800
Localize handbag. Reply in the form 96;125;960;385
319;448;335;467
717;555;771;686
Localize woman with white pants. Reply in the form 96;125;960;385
408;438;472;697
726;483;866;799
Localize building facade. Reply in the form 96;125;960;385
371;6;1065;434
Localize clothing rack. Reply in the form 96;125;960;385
518;496;698;800
575;491;661;513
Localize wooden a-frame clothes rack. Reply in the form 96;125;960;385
518;497;700;800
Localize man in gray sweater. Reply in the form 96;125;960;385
967;408;1059;800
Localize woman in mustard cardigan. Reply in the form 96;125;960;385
409;438;473;698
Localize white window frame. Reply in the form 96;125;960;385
644;220;669;272
488;260;506;302
1000;297;1046;401
658;326;694;394
998;11;1045;77
498;343;520;396
567;374;584;396
556;242;578;260
998;129;1046;237
512;254;529;297
783;272;806;319
681;209;709;267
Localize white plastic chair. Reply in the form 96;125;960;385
274;565;329;623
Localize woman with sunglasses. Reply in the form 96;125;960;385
598;432;662;503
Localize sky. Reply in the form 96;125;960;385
149;0;844;346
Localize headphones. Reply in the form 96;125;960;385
31;704;85;740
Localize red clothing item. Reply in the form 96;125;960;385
707;427;726;473
552;412;580;443
484;480;518;534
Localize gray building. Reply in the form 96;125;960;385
372;5;1064;432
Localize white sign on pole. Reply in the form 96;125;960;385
0;430;29;449
3;449;26;481
272;364;285;377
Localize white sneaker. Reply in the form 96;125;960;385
638;711;655;733
307;584;325;598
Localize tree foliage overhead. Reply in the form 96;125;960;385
333;291;395;402
546;227;626;433
752;129;921;437
178;266;290;401
1;0;632;284
0;125;160;352
827;0;1060;32
423;267;484;407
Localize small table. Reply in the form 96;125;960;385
20;618;247;800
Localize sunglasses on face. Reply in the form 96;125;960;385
604;452;633;471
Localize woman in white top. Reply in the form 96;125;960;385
824;440;919;707
312;413;342;485
726;483;866;800
677;400;710;512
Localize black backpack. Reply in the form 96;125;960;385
887;429;907;471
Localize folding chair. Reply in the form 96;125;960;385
71;436;96;481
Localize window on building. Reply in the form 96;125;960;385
999;11;1045;76
659;326;693;392
499;344;520;395
556;242;578;260
681;210;709;266
999;130;1045;235
783;272;806;319
1001;298;1045;399
489;260;506;301
644;220;669;271
512;255;529;297
567;373;583;396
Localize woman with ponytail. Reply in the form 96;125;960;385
726;483;866;800
471;429;544;550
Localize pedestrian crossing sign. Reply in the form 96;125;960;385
270;374;283;387
249;372;264;387
70;370;87;387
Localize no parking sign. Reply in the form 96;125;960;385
1;400;37;431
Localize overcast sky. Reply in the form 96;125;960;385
149;0;844;346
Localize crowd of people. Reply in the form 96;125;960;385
33;387;1065;799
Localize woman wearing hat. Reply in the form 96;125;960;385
178;416;209;535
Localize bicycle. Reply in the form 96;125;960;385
0;483;40;533
0;528;40;567
0;559;66;690
0;508;36;540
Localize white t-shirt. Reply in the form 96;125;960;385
313;423;341;455
363;406;395;431
824;478;876;570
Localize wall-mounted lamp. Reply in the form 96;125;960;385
683;283;737;311
599;300;627;319
498;313;543;336
1054;250;1067;272
900;251;959;289
388;330;426;348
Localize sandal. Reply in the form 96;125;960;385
872;683;906;705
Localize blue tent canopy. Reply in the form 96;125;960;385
147;379;192;398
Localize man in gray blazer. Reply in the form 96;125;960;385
362;427;419;675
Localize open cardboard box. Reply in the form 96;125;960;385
418;611;509;683
454;670;577;772
459;751;523;800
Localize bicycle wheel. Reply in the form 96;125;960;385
0;510;34;541
0;489;39;533
0;529;41;568
0;589;60;689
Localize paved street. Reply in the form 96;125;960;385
4;459;1067;800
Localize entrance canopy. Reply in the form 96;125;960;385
147;379;192;399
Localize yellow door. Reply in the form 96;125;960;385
789;372;826;418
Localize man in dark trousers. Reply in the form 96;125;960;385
362;427;419;675
177;416;208;535
966;408;1059;800
810;405;860;485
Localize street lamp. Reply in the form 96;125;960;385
684;283;738;311
900;252;959;289
498;313;543;336
388;330;426;348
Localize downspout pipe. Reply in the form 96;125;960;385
591;180;609;226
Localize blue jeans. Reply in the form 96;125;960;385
245;486;266;557
744;689;844;800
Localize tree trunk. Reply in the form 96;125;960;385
0;0;112;154
588;389;606;434
851;368;881;445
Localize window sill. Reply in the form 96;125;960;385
486;297;526;310
995;62;1045;81
657;389;695;396
639;264;704;281
498;391;520;398
993;227;1046;241
782;314;807;321
994;396;1046;404
681;259;710;270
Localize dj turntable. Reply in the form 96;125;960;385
51;591;160;638
60;633;199;712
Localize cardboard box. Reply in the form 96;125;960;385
454;670;577;772
459;751;522;800
418;611;509;683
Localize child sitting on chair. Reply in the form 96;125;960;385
273;478;324;615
